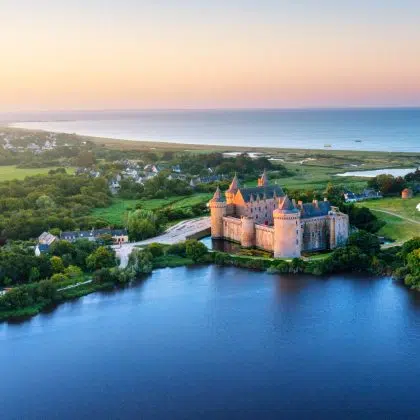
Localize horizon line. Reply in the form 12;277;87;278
1;105;420;115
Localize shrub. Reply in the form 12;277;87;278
147;243;165;258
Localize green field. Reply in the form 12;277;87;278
244;163;368;191
357;197;420;242
91;193;212;226
0;165;75;181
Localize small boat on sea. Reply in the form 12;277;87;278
355;140;362;143
324;144;332;148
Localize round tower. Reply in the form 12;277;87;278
273;196;301;258
240;216;255;248
209;187;227;239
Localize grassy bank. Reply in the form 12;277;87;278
357;197;420;242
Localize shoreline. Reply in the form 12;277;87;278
3;124;420;157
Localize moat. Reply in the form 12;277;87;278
2;265;420;419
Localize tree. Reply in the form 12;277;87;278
185;240;208;262
86;246;116;271
126;210;159;241
127;249;153;276
64;265;83;279
50;256;65;273
36;195;56;210
347;231;381;256
29;267;40;282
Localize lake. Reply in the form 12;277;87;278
8;108;420;152
2;266;420;419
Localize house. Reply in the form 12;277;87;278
144;164;161;174
35;232;58;256
60;229;129;244
402;188;413;199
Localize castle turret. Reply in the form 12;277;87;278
257;169;268;187
209;187;226;239
273;196;301;258
225;173;239;204
240;216;255;248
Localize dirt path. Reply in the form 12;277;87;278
371;209;420;225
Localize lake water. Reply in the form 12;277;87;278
2;265;420;419
336;167;418;178
7;108;420;152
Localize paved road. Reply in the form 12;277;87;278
371;209;420;225
113;217;211;268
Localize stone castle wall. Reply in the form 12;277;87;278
222;216;242;243
255;224;275;251
301;217;329;252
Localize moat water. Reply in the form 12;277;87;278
2;266;420;419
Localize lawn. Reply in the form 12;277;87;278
91;193;212;226
0;165;75;181
357;197;420;242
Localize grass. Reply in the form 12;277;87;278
152;255;194;268
245;163;368;191
0;165;75;181
91;193;212;226
357;197;420;242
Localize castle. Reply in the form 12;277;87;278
209;171;349;258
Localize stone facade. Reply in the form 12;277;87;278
209;172;349;258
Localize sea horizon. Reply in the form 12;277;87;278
4;108;420;153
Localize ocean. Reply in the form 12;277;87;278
5;108;420;152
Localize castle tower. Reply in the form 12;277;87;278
328;206;349;249
257;169;268;187
209;187;227;239
225;173;239;204
273;196;301;258
240;216;255;248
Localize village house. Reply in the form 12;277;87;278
60;228;129;244
35;232;58;255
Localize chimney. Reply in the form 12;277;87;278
297;200;303;208
324;197;328;202
292;199;297;208
313;199;319;208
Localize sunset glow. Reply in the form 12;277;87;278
1;0;420;111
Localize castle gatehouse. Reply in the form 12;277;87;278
209;171;349;258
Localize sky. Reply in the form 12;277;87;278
1;0;420;111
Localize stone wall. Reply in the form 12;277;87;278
222;216;242;243
332;213;349;247
255;224;275;251
301;217;329;252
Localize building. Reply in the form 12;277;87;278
209;171;349;258
402;188;413;199
60;229;129;244
35;232;58;255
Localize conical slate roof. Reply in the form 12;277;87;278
275;195;299;213
227;173;239;192
211;186;224;202
259;169;268;186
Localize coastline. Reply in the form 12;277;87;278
6;107;420;153
3;124;420;158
